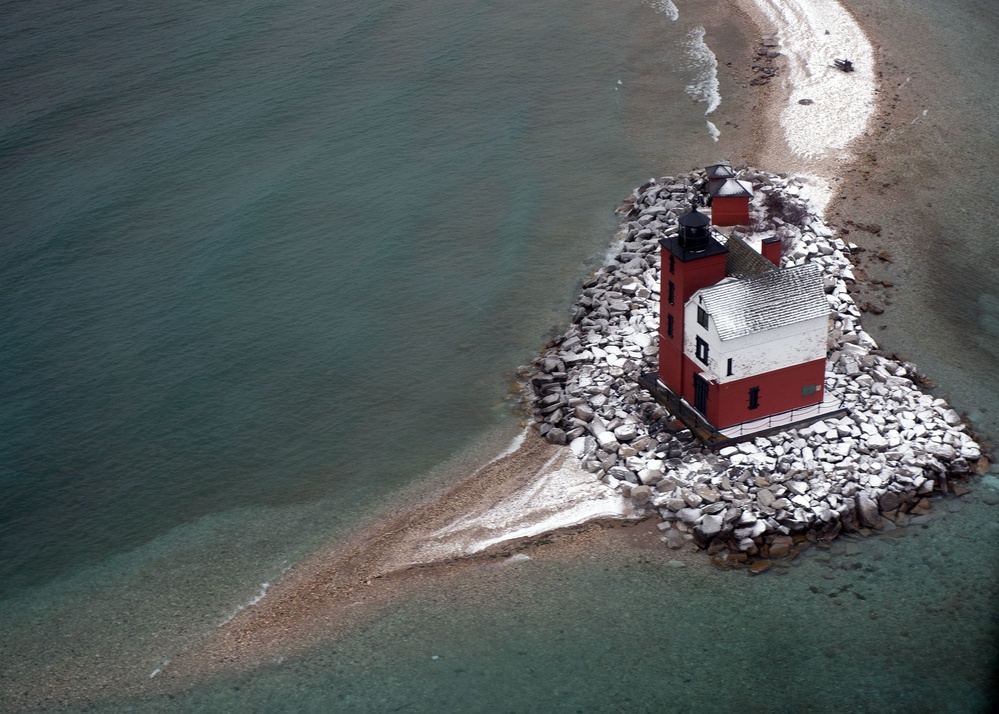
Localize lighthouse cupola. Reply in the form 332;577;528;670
678;205;711;251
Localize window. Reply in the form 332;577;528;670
802;384;818;397
748;386;760;410
669;254;675;274
695;336;709;365
697;306;708;328
666;313;674;338
667;281;675;306
726;358;733;376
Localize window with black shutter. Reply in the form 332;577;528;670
695;337;709;365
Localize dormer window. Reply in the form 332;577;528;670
697;306;708;328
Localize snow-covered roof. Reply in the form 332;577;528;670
708;178;753;198
696;263;828;340
705;164;736;180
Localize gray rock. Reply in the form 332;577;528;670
786;480;808;496
694;485;721;503
596;431;619;451
613;422;639;442
544;428;567;445
678;507;701;524
609;466;638;484
700;514;724;536
878;490;905;512
664;529;685;549
569;436;595;459
630;485;653;505
683;491;704;508
856;490;884;529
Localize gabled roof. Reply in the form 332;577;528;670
696;263;828;340
705;163;736;180
708;178;753;198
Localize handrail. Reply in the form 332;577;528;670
638;371;849;448
724;394;847;437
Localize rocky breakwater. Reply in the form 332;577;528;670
518;168;990;567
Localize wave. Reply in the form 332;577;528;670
486;427;529;467
218;567;288;626
645;0;679;21
683;26;721;140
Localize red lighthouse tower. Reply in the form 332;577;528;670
658;206;728;413
645;202;836;442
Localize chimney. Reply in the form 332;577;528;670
761;236;782;266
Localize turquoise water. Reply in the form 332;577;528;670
1;0;996;711
0;0;717;595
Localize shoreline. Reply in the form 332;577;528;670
156;0;891;682
8;1;972;709
157;0;889;683
732;0;878;213
150;433;673;687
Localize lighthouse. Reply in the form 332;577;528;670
654;202;830;433
658;205;729;409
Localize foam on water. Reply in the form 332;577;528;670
682;27;721;140
645;0;679;21
484;427;529;467
219;576;284;626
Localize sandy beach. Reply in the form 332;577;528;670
137;0;891;690
4;0;997;710
3;1;912;708
153;433;676;685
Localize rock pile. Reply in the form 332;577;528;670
519;167;987;560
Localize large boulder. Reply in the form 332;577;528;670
856;490;884;529
630;485;653;506
544;428;567;445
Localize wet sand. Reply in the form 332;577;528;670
150;432;699;691
148;0;890;690
4;2;906;709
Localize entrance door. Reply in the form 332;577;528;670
693;373;709;415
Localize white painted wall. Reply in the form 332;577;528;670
683;299;827;382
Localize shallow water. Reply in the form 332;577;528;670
0;0;720;596
46;500;999;713
1;0;997;710
0;0;726;706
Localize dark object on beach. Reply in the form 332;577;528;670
833;58;854;72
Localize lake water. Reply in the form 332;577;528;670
0;0;996;711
